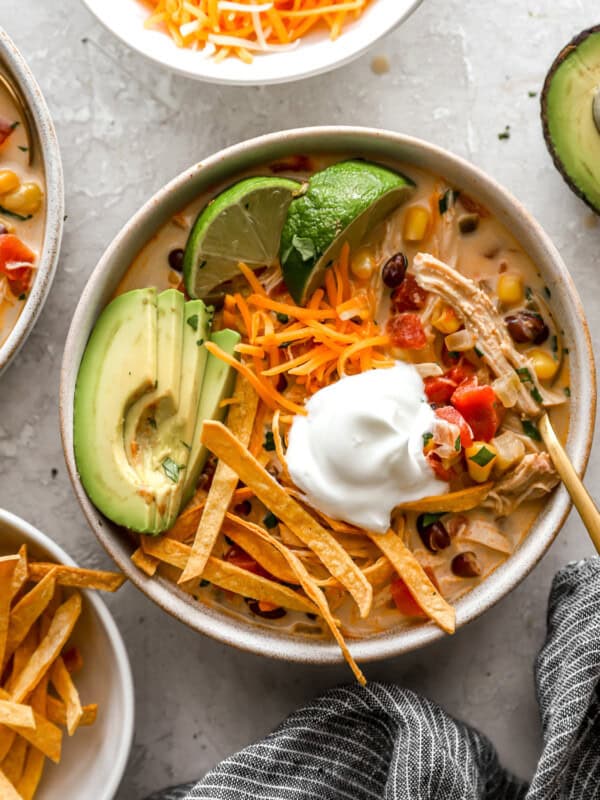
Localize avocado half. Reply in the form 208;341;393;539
541;25;600;213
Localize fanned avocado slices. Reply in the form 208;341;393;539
542;25;600;213
279;160;415;304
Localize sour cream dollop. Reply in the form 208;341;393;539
286;364;448;533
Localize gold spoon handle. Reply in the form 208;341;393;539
539;413;600;554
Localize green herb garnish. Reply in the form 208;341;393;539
528;91;537;98
162;457;184;483
530;386;543;404
197;339;204;346
564;387;571;397
454;435;461;452
498;126;511;140
264;431;276;452
420;512;444;528
147;417;157;429
276;312;289;324
0;206;31;221
18;293;26;301
522;420;542;441
469;446;496;467
263;511;278;529
291;235;316;262
17;145;28;152
279;341;292;349
422;432;433;446
187;314;199;331
517;367;532;383
551;335;558;353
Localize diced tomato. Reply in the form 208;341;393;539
434;405;473;448
387;313;427;349
224;545;271;580
0;117;15;146
445;358;476;385
424;376;456;404
451;379;499;442
426;453;453;481
391;577;426;617
0;234;35;297
390;274;427;312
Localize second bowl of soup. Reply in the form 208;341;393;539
60;127;594;673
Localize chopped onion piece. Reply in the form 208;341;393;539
444;329;474;352
492;373;520;408
415;362;444;378
180;20;201;37
3;260;33;272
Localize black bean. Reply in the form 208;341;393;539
168;248;185;272
451;551;482;578
505;310;549;345
416;517;451;552
382;253;408;288
245;599;286;619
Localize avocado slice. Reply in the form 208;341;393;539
542;25;600;212
181;327;241;506
74;288;160;533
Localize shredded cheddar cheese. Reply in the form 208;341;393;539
142;0;372;63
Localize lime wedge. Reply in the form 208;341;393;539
280;161;415;304
184;176;303;299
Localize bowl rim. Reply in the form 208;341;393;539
80;0;424;86
0;508;135;800
0;28;64;376
59;125;596;664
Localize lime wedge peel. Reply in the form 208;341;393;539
184;176;304;299
279;160;415;304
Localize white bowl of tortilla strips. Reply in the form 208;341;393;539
59;127;595;681
0;509;133;799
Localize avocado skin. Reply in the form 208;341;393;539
541;24;600;214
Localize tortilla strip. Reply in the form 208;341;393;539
0;701;35;730
396;483;493;513
4;570;57;667
10;593;82;704
26;564;125;592
363;557;394;587
1;736;27;787
240;523;366;685
0;689;61;764
142;537;318;615
0;767;21;799
50;657;83;735
223;513;298;584
130;547;158;577
180;376;259;583
201;421;373;618
367;527;455;634
45;697;97;729
0;557;20;667
10;546;28;602
17;677;47;799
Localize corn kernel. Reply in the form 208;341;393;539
432;305;461;334
0;170;20;195
1;182;43;216
350;248;375;280
497;273;523;305
465;441;497;483
528;348;558;381
403;205;430;242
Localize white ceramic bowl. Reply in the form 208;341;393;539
60;127;595;665
82;0;423;85
0;509;134;800
0;29;64;376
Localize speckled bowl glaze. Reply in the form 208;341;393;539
0;28;64;376
0;509;134;800
59;127;595;665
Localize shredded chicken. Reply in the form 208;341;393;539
482;453;559;516
412;252;548;417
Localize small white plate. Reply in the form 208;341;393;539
0;509;134;800
82;0;423;85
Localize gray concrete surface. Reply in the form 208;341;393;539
0;0;598;796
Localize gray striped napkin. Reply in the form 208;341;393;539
148;557;600;800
